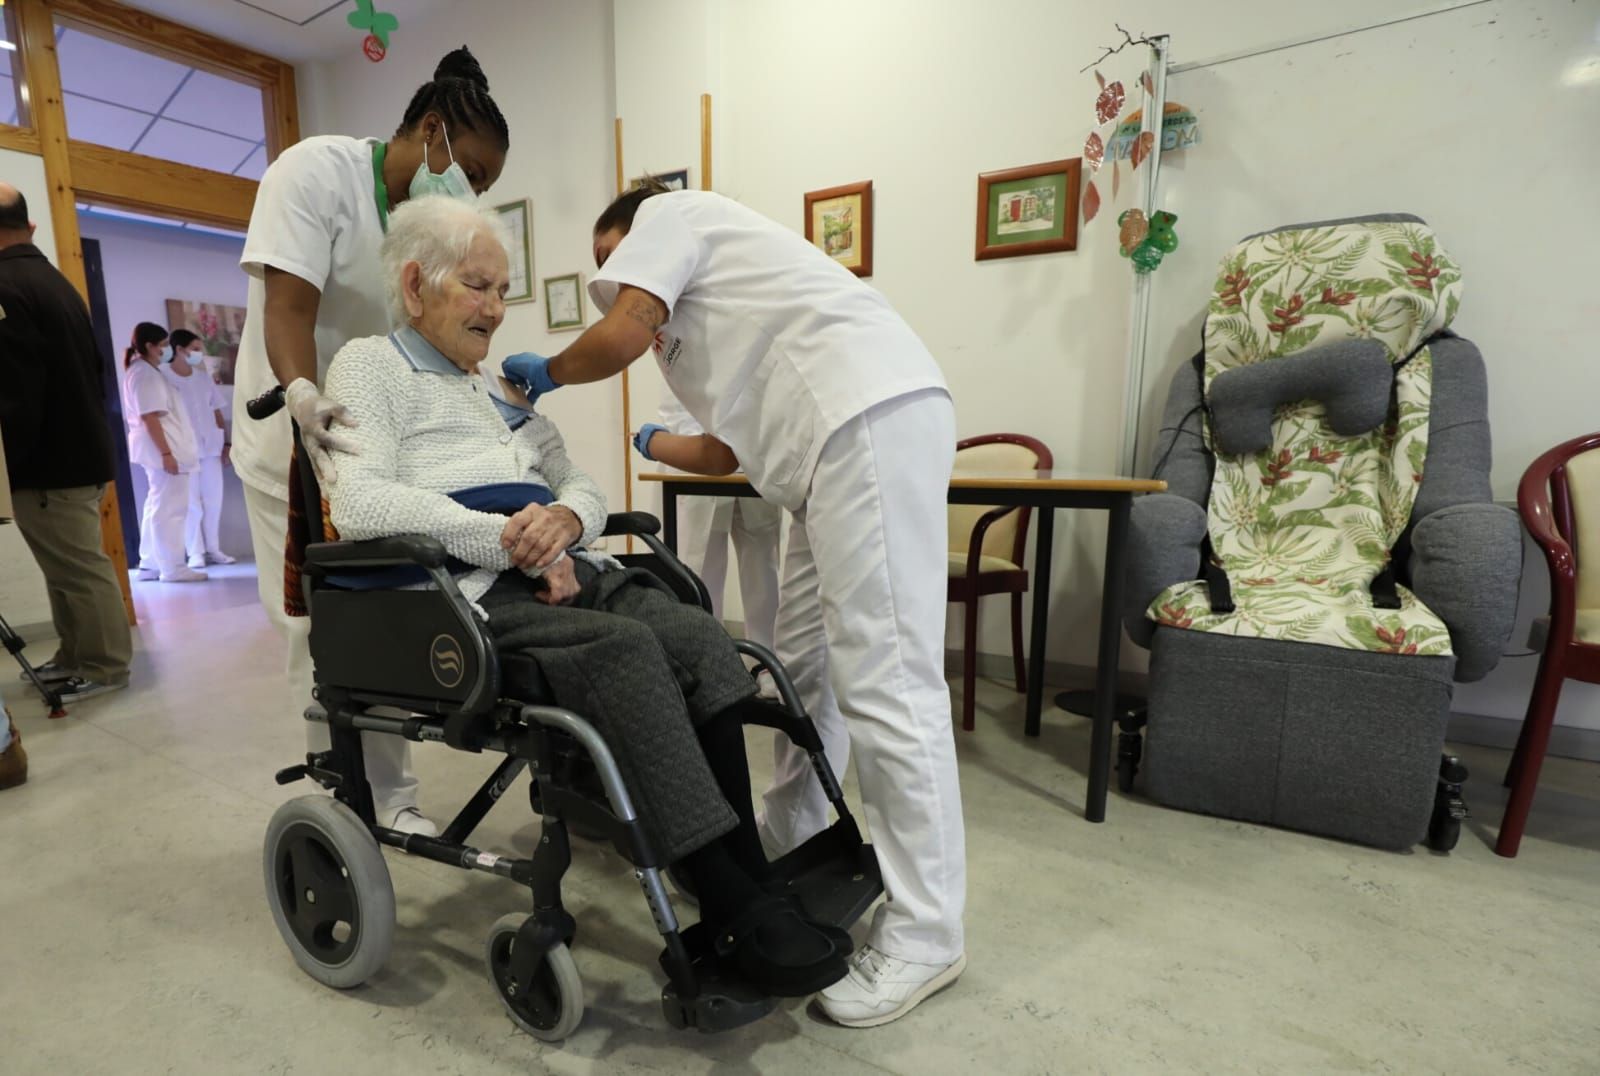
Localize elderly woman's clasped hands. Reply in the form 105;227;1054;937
501;503;582;604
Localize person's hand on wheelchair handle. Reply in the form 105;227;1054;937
534;553;580;606
502;502;582;570
285;377;360;484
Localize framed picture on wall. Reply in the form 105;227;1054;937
975;159;1081;260
164;299;248;384
629;169;691;192
544;273;586;332
493;198;535;304
804;181;873;277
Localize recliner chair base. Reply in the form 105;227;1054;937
1142;629;1457;850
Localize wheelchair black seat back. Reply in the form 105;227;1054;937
260;419;882;1042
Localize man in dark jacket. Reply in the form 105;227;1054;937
0;182;131;702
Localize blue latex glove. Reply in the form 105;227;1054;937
633;423;667;461
501;352;560;401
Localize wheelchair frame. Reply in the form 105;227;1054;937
264;434;880;1039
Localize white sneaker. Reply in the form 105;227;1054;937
160;567;208;583
205;551;238;565
136;567;159;581
755;669;781;700
187;556;207;570
817;946;967;1028
381;805;439;837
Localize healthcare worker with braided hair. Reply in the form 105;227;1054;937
233;47;510;835
503;186;966;1028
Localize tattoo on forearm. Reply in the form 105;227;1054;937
623;295;662;331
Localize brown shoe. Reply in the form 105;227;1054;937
0;726;27;790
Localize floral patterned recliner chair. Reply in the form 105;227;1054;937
1121;214;1522;851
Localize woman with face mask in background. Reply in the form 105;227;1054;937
232;46;510;836
163;328;234;570
123;321;204;584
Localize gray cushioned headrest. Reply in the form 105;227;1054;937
1207;339;1394;456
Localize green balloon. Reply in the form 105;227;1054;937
1131;243;1165;273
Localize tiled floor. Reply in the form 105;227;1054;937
2;566;1598;1074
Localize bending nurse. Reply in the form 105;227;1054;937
233;47;509;835
504;186;965;1028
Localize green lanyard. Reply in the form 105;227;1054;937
372;140;389;232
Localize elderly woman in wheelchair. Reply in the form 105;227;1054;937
260;196;881;1040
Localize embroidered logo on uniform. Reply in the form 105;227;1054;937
652;331;683;370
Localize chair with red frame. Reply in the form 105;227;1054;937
947;433;1053;732
1497;430;1600;858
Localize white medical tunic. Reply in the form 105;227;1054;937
233;135;391;501
124;362;197;472
164;365;226;458
588;191;947;511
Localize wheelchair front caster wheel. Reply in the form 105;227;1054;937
263;795;395;988
485;913;584;1041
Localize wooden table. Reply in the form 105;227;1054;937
640;469;1166;823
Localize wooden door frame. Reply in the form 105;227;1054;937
4;0;299;621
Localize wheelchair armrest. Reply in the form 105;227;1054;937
1123;493;1208;649
304;534;449;570
1406;502;1522;682
602;512;662;538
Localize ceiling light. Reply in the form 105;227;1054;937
0;40;17;52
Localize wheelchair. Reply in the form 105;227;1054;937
260;426;882;1041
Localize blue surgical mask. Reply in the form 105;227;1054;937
160;345;173;364
408;123;475;203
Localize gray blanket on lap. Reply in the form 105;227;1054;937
480;562;754;863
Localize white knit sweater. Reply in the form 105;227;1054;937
324;332;610;604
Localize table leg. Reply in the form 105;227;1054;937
1086;494;1131;823
1024;506;1054;737
663;486;679;553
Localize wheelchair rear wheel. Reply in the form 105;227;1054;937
485;912;584;1041
263;795;395;989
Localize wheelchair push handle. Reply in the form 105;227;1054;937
246;384;287;420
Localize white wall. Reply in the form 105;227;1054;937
0;148;57;627
290;1;1598;735
299;0;625;544
620;0;1457;665
76;213;254;561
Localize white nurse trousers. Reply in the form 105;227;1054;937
678;494;783;648
137;465;192;578
184;454;226;562
241;481;419;815
760;387;966;964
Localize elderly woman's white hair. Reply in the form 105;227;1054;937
380;195;513;323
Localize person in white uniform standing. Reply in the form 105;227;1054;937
123;322;205;584
164;328;235;570
503;186;966;1028
634;392;783;653
232;47;509;836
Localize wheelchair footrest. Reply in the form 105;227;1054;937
766;822;883;932
659;925;778;1033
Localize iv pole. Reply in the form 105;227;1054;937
1055;34;1169;733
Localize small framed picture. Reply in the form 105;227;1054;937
543;273;586;332
493;198;535;303
629;169;690;192
804;181;873;277
975;159;1081;261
